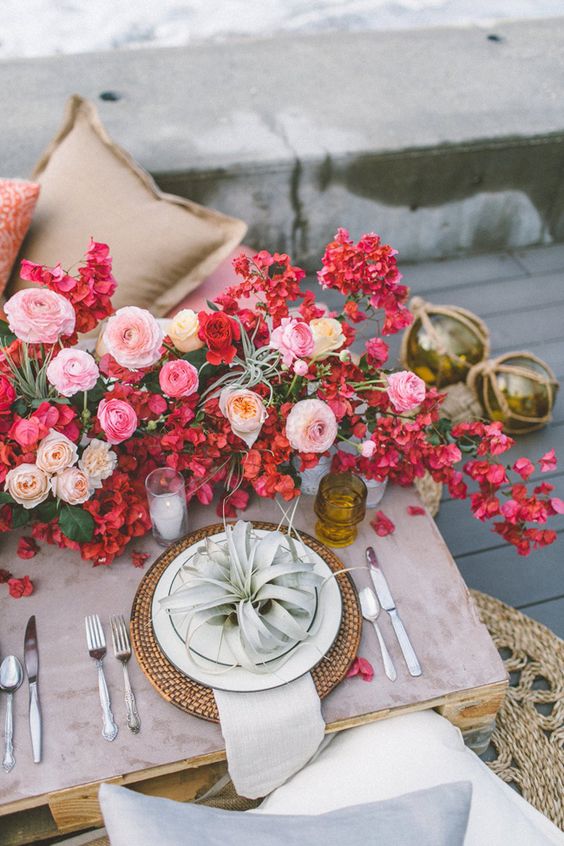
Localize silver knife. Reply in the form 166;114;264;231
24;615;42;763
366;547;422;677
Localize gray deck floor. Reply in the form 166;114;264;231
308;243;564;638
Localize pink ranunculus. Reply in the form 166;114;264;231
46;348;99;397
386;371;426;413
97;398;138;445
103;306;164;370
159;359;199;398
285;398;338;453
219;388;268;448
4;288;75;344
293;359;309;376
359;440;376;458
270;317;314;367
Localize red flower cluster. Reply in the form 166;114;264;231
20;239;116;335
318;228;412;335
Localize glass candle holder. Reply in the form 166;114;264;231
314;472;367;548
145;468;189;547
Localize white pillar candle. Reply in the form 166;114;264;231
149;496;185;541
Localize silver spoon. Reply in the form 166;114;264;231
359;588;397;682
0;655;24;772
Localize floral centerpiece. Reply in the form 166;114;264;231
0;231;561;567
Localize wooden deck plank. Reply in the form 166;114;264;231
513;243;564;275
404;252;526;292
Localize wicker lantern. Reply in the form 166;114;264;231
400;297;490;388
467;352;559;434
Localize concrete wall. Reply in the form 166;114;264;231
1;19;564;268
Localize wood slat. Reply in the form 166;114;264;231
513;243;564;275
519;596;564;638
403;252;526;292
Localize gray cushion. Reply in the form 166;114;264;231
99;780;472;846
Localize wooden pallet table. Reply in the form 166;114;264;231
0;486;507;845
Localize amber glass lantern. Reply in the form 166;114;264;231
314;472;367;548
400;297;490;388
468;352;558;434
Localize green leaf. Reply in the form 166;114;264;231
0;319;16;346
35;499;58;522
59;505;95;543
11;507;30;528
181;347;207;370
30;396;70;408
0;491;15;505
206;300;219;312
13;398;27;416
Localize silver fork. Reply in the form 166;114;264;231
85;615;118;742
110;615;141;734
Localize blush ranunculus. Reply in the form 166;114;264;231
270;317;314;367
4;288;76;344
79;439;118;488
36;429;78;474
5;463;50;509
51;467;94;505
159;359;199;398
97;398;138;445
219;388;267;447
359;440;376;458
285;398;338;453
46;348;99;397
310;317;346;360
293;359;309;376
103;306;164;370
386;371;426;413
198;311;240;366
168;309;203;353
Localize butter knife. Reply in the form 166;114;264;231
366;547;422;677
24;615;42;763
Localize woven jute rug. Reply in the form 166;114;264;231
57;592;564;844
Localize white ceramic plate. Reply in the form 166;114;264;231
151;528;343;692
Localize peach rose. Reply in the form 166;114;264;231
310;317;345;360
270;318;314;367
4;288;75;344
36;430;78;474
168;309;203;353
159;360;199;398
46;348;99;397
5;463;50;509
51;467;94;505
103;306;163;369
386;371;426;413
97;398;138;445
285;399;338;453
79;439;118;489
219;388;267;447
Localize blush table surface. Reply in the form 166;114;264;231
0;485;507;835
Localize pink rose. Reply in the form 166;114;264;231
359;440;376;458
4;288;75;344
51;467;94;505
285;399;338;453
219;388;267;447
46;348;99;397
97;398;138;444
386;371;426;413
103;306;163;370
159;360;199;398
36;430;78;474
270;318;314;367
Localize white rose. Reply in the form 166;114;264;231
79;439;118;489
36;429;78;475
310;317;346;360
51;467;94;505
5;464;50;509
168;309;203;353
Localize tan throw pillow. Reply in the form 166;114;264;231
0;179;40;296
10;95;246;316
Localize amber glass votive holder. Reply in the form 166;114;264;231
314;472;367;548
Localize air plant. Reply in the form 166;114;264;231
160;519;324;673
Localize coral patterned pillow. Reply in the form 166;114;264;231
0;179;40;295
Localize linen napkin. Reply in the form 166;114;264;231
214;673;325;799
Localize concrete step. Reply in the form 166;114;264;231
1;19;564;268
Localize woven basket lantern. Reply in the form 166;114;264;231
400;297;490;388
467;352;559;434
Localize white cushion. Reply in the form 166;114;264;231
257;711;564;846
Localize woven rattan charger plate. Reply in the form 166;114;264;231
130;521;361;722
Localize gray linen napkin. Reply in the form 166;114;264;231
214;673;325;798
